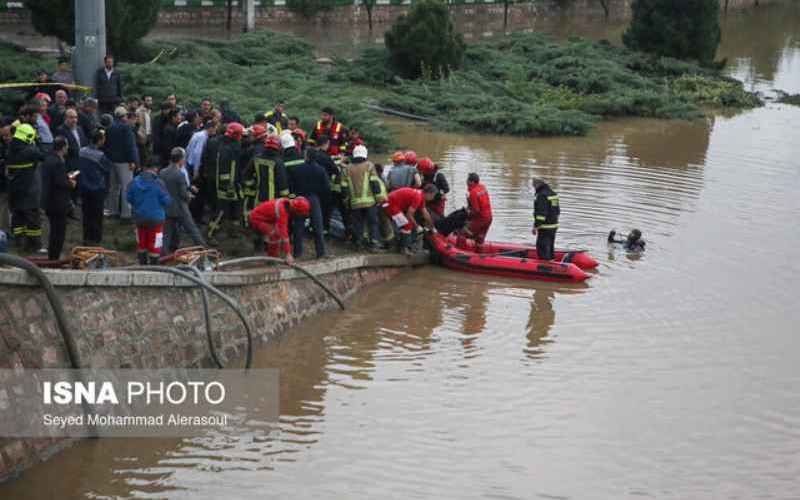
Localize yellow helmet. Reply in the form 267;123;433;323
13;123;37;144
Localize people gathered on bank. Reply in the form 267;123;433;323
0;60;571;264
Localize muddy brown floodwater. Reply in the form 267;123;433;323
2;3;800;499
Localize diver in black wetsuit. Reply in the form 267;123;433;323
608;229;646;251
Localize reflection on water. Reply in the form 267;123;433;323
2;3;800;499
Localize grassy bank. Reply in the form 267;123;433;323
2;30;761;144
336;32;762;137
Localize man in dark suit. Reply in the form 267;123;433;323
41;137;75;260
94;55;123;115
55;109;87;173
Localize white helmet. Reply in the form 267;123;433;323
353;145;368;159
280;130;296;150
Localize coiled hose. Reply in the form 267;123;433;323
125;266;253;369
216;256;346;311
0;253;82;369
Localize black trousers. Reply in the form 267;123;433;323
10;207;41;252
47;212;67;260
350;206;380;246
81;191;106;245
536;228;557;261
292;193;326;258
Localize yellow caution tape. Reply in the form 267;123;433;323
0;82;93;92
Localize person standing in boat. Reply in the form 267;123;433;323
532;178;560;261
464;173;493;244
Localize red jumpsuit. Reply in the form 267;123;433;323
382;187;424;233
467;182;493;243
250;198;292;257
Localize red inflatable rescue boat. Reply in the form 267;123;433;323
427;233;594;283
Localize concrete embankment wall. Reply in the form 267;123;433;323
0;253;424;483
0;0;783;28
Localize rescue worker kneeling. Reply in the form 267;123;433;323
250;196;311;265
381;185;436;255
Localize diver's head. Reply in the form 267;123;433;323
627;229;642;243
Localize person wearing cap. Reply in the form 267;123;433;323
211;122;245;239
343;144;383;251
32;97;54;152
105;106;140;221
265;102;288;134
311;107;346;156
95;55;123;115
5;122;45;252
126;161;172;265
249;196;311;264
280;130;303;165
241;130;289;238
160;147;205;255
386;150;421;192
287;143;331;259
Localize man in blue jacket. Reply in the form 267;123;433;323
77;129;113;245
105;106;139;222
126;163;172;265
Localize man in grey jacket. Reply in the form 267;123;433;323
159;147;205;255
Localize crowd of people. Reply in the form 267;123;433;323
0;55;575;264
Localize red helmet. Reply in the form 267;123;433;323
392;151;405;164
225;122;245;141
264;135;281;151
417;157;435;176
289;196;311;217
404;150;417;166
250;124;267;140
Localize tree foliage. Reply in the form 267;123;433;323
384;0;465;79
25;0;161;60
286;0;336;19
623;0;721;66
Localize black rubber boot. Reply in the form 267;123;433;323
137;251;147;265
147;255;160;266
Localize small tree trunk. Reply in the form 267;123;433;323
365;1;374;32
226;0;233;34
599;0;609;19
503;0;509;30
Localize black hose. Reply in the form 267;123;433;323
216;256;346;311
0;254;81;369
124;266;253;369
177;265;225;369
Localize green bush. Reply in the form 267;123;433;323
384;0;465;79
623;0;721;66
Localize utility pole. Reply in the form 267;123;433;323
243;0;255;33
73;0;106;92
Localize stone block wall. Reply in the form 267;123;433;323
0;253;423;483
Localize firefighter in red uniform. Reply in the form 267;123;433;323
382;186;437;254
311;107;346;156
464;172;493;244
417;157;449;220
249;196;311;264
